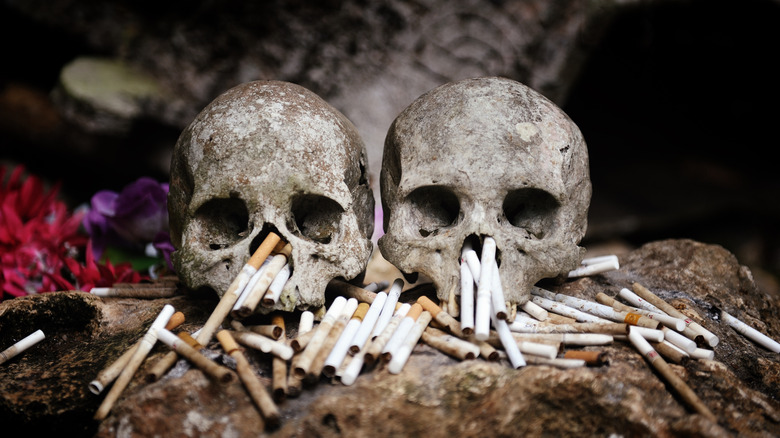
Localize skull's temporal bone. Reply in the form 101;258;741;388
378;76;591;307
169;80;375;312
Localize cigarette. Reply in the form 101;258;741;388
521;300;548;321
690;347;715;360
156;327;235;383
421;327;480;360
721;309;780;353
533;288;660;329
363;303;411;365
651;340;690;365
381;303;423;363
230;330;294;361
328;278;381;304
447;282;460;318
232;257;272;313
308;298;359;382
417;295;463;337
196;232;282;348
235;243;292;316
491;310;525;368
339;336;373;386
0;329;45;366
580;254;619;266
89;311;185;394
629;326;665;343
289;311;316;352
597;292;686;332
563;350;607;366
490;262;509;320
627;327;717;422
262;262;292;307
363;281;389;292
460;239;481;283
323;302;370;378
509;318;629;336
661;327;697;354
530;296;607;323
474;237;497;341
473;338;501;361
216;330;280;428
247;323;284;340
90;286;177;298
371;279;404;339
270;314;288;403
631;283;719;347
349;292;387;354
292;296;347;379
567;258;619;278
95;304;175;421
287;311;315;398
388;310;432;374
523;355;587;368
512;332;615;346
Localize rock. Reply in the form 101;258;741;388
1;239;778;437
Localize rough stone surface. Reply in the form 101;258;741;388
379;76;591;307
168;80;375;312
1;239;778;436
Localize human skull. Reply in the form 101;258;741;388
379;77;590;307
169;80;374;312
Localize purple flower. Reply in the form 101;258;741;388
82;177;170;262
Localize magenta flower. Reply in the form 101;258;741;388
82;177;171;264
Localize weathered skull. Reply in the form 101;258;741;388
379;77;590;307
169;80;374;312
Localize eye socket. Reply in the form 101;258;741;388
406;186;460;237
290;194;344;244
193;198;250;250
502;188;559;239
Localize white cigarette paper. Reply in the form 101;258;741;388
459;260;475;335
461;240;481;284
491;263;508;320
350;292;387;354
364;303;411;364
474;238;496;341
721;310;780;353
567;258;619;277
232;257;272;312
492;311;525;368
371;279;403;339
521;300;548;321
388;311;432;374
382;304;422;361
531;296;607;323
262;263;291;306
0;329;45;365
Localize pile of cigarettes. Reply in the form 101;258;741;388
79;232;780;429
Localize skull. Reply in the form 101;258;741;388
378;77;590;307
168;80;374;312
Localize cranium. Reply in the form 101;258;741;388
378;77;591;307
168;80;374;312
